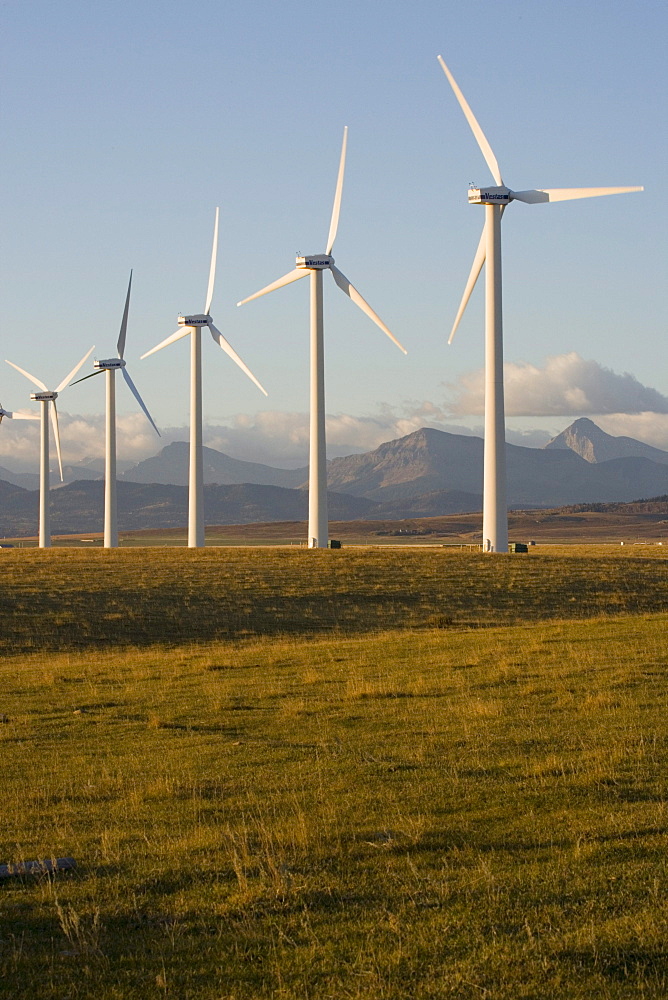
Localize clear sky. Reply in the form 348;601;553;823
1;0;665;470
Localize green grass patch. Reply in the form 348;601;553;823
0;549;667;996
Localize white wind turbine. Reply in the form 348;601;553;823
142;208;268;548
71;271;160;548
438;55;643;553
238;126;407;548
6;347;94;547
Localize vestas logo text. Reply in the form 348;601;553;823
468;186;511;204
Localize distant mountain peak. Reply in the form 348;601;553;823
121;442;308;489
545;419;668;466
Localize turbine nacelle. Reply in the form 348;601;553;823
30;391;58;402
177;313;211;327
94;358;127;370
296;254;334;270
468;186;512;205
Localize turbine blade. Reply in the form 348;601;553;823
121;368;161;436
326;126;348;254
437;55;504;187
56;346;95;392
330;264;407;354
10;409;40;420
117;270;132;359
208;322;268;396
50;400;64;482
512;185;644;204
71;369;105;386
141;327;191;359
237;267;309;307
204;207;219;315
5;360;48;392
449;222;487;344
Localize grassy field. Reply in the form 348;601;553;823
1;547;667;998
1;546;667;655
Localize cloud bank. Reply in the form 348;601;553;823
2;354;667;472
202;403;473;467
448;352;668;417
0;405;480;471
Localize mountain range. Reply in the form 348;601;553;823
120;443;308;488
1;419;667;537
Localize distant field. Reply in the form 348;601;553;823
1;548;667;998
3;496;667;548
1;546;667;654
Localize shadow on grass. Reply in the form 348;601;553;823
378;824;668;859
2;550;667;654
560;949;668;982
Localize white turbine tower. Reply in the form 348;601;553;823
5;348;94;547
71;272;160;548
438;55;643;553
238;127;407;548
142;208;268;548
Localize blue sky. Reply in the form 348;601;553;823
1;0;665;469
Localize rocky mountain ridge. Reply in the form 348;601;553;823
1;420;668;536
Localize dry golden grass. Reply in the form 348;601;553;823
1;545;666;654
0;547;666;997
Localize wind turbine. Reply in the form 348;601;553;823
142;208;268;548
238;126;407;548
5;348;94;547
438;55;643;553
71;271;160;548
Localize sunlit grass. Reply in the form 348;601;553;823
0;548;666;997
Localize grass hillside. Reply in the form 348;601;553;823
1;547;667;998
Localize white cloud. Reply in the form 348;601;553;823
204;404;480;466
0;412;166;471
0;403;480;472
595;413;668;452
504;426;554;448
448;352;668;418
3;377;667;477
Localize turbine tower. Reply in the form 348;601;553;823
438;55;643;553
71;272;160;548
238;127;407;548
142;208;267;548
6;348;94;548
